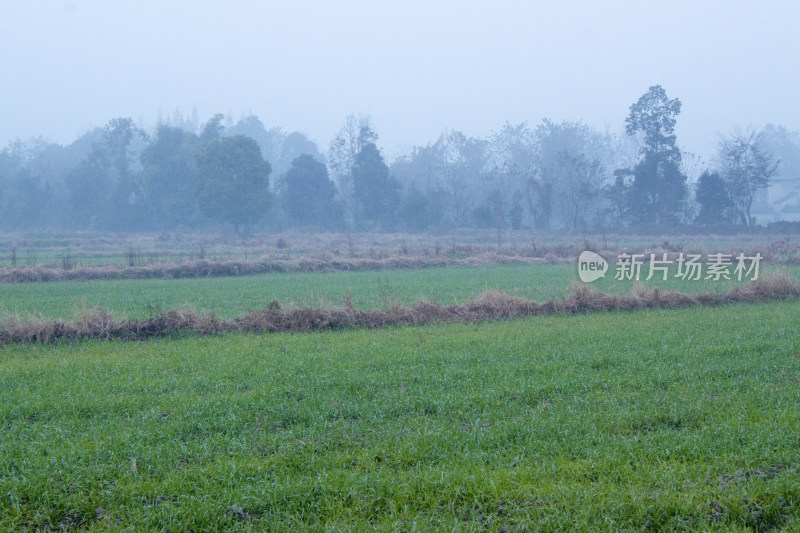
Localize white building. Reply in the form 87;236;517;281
751;176;800;225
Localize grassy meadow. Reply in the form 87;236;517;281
1;302;799;530
1;232;799;530
1;263;798;321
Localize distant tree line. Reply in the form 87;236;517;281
0;87;797;235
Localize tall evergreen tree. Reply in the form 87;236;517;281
694;170;734;225
350;142;400;230
140;126;201;229
280;154;342;229
195;135;271;236
624;85;687;226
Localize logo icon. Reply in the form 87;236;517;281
578;251;608;283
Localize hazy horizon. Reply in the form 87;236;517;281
2;0;799;162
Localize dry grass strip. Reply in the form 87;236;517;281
2;238;798;284
0;253;564;283
0;274;797;345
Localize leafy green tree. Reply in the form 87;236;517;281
0;139;62;229
200;113;225;144
228;115;324;178
0;168;49;230
65;117;147;229
280;154;342;229
625;86;681;151
196;135;271;235
227;115;281;164
399;184;442;232
624;85;687;226
106;118;149;230
277;132;324;176
65;147;109;228
350;142;400;230
694;170;735;225
140;126;201;229
627;150;686;226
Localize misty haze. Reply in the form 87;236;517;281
1;1;799;531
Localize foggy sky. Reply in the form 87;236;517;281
2;0;798;162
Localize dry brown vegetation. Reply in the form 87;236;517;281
1;233;799;283
0;252;560;283
1;273;797;345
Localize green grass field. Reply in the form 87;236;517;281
1;250;799;531
2;264;797;320
1;301;799;531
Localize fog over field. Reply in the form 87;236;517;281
3;3;800;530
2;0;799;160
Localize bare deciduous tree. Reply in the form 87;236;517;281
718;128;778;226
328;114;377;228
555;152;605;230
